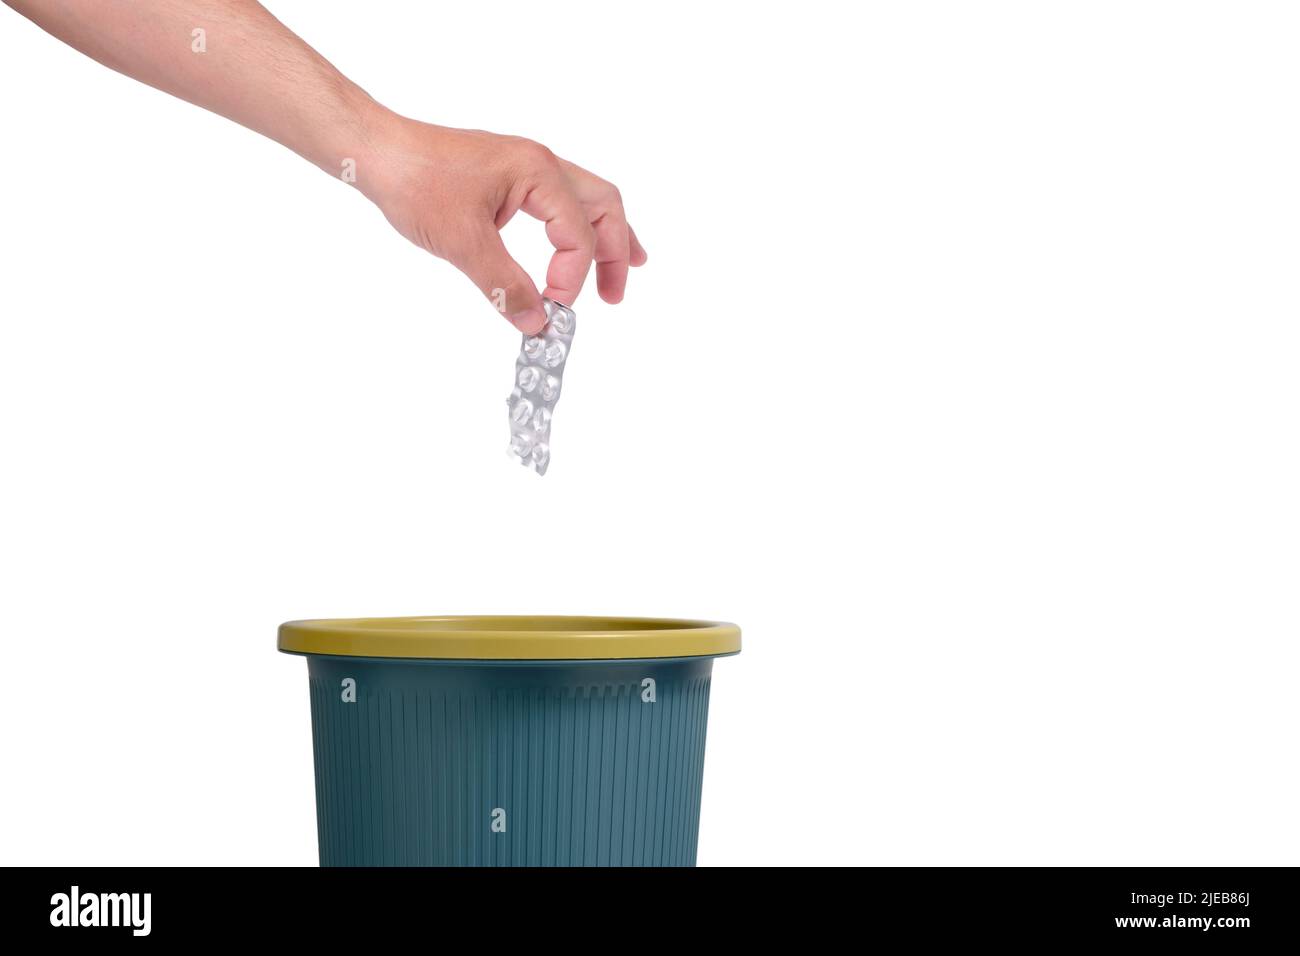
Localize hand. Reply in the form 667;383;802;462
4;0;646;334
361;114;647;334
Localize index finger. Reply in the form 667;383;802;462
520;172;596;306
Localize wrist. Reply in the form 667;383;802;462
296;82;407;203
341;106;429;212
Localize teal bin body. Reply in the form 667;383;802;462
303;655;718;866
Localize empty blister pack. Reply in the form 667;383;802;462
507;298;575;475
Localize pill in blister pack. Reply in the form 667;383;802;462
507;298;575;475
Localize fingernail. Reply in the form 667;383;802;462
510;308;546;334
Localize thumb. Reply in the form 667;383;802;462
452;228;547;334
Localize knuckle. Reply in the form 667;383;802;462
511;137;557;172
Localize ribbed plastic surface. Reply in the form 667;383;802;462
304;657;715;866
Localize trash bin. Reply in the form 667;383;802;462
278;615;740;866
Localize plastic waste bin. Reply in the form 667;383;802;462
278;615;740;866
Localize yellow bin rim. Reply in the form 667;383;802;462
277;615;741;661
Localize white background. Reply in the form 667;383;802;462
1;1;1297;866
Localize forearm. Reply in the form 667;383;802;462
7;0;641;325
4;0;389;183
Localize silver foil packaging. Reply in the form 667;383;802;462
506;298;575;475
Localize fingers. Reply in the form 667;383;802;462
593;216;648;303
491;141;646;315
449;226;547;334
629;225;648;267
520;171;596;308
592;209;631;304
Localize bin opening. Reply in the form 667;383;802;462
277;615;741;661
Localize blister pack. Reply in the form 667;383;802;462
506;298;575;475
